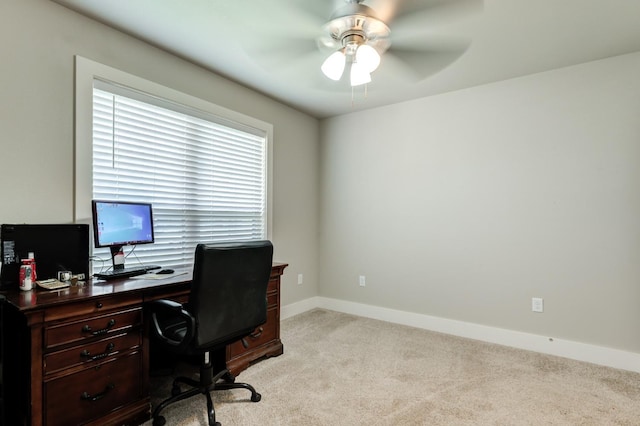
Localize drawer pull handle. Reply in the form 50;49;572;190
241;327;263;348
80;343;115;361
250;327;264;339
81;383;115;402
82;319;116;336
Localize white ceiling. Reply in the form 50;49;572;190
52;0;640;119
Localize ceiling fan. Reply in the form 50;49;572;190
318;0;392;86
242;0;482;91
315;0;481;87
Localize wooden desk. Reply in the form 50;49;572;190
0;263;287;426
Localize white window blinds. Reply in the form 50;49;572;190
92;80;267;271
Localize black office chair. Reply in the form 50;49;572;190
148;240;274;426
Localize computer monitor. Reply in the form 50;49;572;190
91;200;155;271
0;224;90;289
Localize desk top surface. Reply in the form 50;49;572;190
2;269;193;311
2;262;287;311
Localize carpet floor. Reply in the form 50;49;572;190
144;308;640;425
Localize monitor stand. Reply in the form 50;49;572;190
110;245;126;271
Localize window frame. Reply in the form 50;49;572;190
74;56;273;265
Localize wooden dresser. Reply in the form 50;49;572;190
0;262;287;425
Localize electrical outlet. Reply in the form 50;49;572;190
532;297;544;313
297;274;303;285
359;275;366;287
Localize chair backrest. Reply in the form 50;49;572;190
190;240;274;349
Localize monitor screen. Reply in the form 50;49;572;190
92;200;155;248
0;224;90;289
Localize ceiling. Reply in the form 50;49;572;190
52;0;640;119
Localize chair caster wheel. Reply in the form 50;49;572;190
251;392;262;402
222;371;236;383
153;415;166;426
207;412;221;426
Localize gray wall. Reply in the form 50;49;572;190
319;52;640;353
0;0;320;305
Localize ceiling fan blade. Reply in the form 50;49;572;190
261;48;349;92
381;40;471;81
367;52;424;87
364;0;400;23
240;14;322;41
219;0;337;44
388;0;483;30
243;36;322;71
264;0;341;24
229;0;349;64
390;31;471;52
240;39;352;94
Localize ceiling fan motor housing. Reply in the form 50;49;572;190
325;2;391;55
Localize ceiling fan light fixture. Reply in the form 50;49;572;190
320;1;391;87
355;44;380;73
350;62;371;86
321;50;346;81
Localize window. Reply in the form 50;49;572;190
75;57;272;271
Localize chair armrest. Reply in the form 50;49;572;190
149;298;183;312
148;299;195;351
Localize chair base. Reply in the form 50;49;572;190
152;362;261;426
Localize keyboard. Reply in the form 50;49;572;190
94;265;161;281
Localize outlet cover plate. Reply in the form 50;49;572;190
532;297;544;313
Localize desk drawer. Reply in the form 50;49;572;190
45;307;142;349
228;307;277;358
44;331;141;374
45;351;143;426
44;294;142;322
267;291;277;308
267;278;278;294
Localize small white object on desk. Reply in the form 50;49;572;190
37;279;70;290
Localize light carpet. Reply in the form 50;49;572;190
144;308;640;425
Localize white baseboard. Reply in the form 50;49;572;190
281;297;320;320
281;296;640;373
